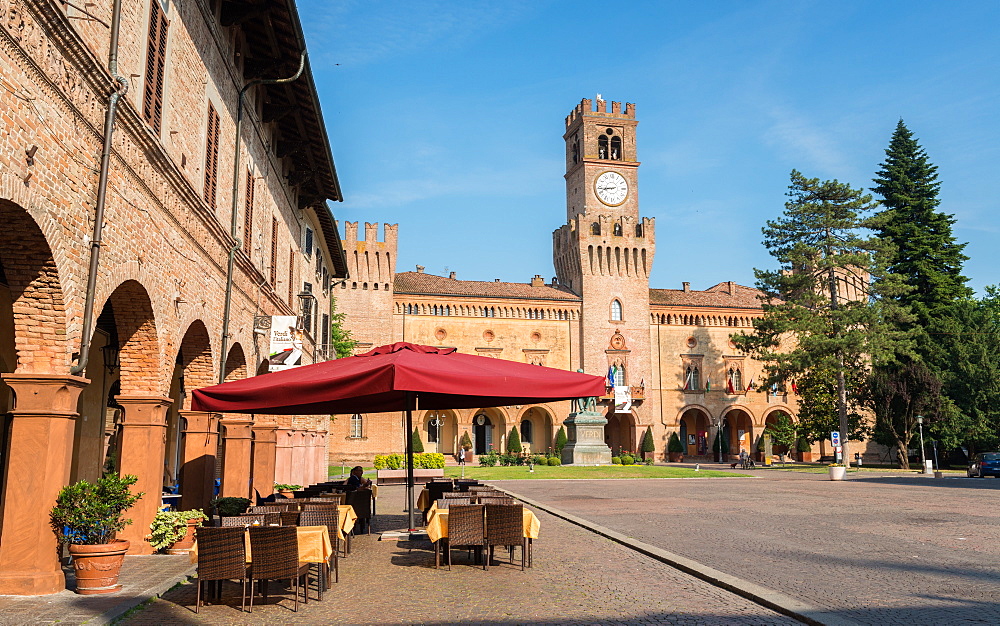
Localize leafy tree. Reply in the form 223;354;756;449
861;360;945;468
554;425;568;455
329;295;357;359
763;413;798;452
733;170;912;464
411;427;424;453
795;365;869;443
507;426;522;453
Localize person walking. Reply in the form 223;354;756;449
458;447;466;466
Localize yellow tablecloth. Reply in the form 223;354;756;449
337;504;357;540
426;508;540;544
417;488;432;511
190;526;333;564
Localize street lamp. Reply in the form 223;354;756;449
715;417;724;464
916;415;926;471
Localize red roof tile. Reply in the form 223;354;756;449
394;272;581;302
649;282;764;309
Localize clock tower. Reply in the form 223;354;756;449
552;97;656;453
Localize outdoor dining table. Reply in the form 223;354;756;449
426;505;540;568
190;525;334;565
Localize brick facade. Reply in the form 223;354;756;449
0;0;345;594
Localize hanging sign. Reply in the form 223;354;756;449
268;316;303;371
614;386;632;413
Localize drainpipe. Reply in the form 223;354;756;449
71;0;128;376
218;53;306;383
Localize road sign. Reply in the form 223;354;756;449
831;431;841;446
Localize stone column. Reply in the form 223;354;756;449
219;416;254;499
115;395;172;555
308;430;321;485
318;430;329;481
290;430;307;487
178;411;220;512
274;427;294;485
251;422;277;499
0;374;88;595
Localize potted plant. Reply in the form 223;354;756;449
210;496;252;518
828;463;847;480
50;473;143;595
667;432;685;462
148;509;208;554
797;437;814;462
642;426;657;462
273;484;301;498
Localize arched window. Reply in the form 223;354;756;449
520;419;533;444
635;223;643;237
613;222;623;236
611;299;623;321
591;222;601;235
610;135;622;160
571;139;579;164
730;367;743;391
350;414;363;438
684;366;700;390
598;135;609;159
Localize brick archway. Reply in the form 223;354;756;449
223;342;248;382
605;409;638;455
106;280;162;396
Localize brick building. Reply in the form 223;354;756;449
332;97;812;465
0;0;345;594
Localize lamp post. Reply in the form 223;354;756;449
715;417;723;464
917;415;926;471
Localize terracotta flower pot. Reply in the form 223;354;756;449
165;519;200;555
69;539;129;594
668;452;684;463
799;451;815;462
279;489;295;498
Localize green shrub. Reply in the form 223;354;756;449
667;432;684;454
611;456;622;465
620;454;635;465
373;452;444;469
210;497;251;517
796;437;812;452
645;459;654;465
411;428;424;453
478;450;499;467
460;431;473;451
555;426;568;455
531;454;547;466
50;473;144;545
547;457;561;466
507;427;522;453
642;426;657;454
273;483;301;492
148;509;207;551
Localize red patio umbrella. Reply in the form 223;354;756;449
192;342;605;529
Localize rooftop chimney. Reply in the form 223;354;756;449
682;282;690;292
728;281;734;294
531;275;544;287
416;265;424;273
449;271;456;279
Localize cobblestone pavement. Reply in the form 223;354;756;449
123;485;799;625
501;469;1000;625
0;553;193;625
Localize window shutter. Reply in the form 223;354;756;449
304;227;313;258
269;217;278;286
203;104;220;209
143;2;168;132
243;169;254;248
288;248;295;304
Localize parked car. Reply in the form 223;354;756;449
967;453;1000;478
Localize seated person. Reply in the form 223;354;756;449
345;466;372;491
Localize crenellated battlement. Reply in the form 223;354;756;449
343;222;398;245
565;97;636;128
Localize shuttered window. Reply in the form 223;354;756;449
142;2;168;132
269;217;278;286
243;169;254;249
203;104;220;209
288;248;295;305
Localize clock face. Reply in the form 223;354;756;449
595;171;628;206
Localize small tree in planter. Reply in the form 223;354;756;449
210;496;251;517
642;426;657;461
273;484;301;498
506;426;522;454
667;432;685;462
148;509;208;554
50;473;143;594
796;437;814;462
555;426;568;457
460;431;473;452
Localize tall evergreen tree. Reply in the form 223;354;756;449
329;295;357;359
733;170;911;464
871;120;972;332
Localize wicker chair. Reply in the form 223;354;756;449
345;490;372;535
247;526;312;612
298;509;340;587
442;492;467;499
194;527;247;613
279;511;300;526
301;503;338;511
438;497;471;507
446;504;485;571
248;504;290;514
221;513;280;527
485;503;526;571
478;496;516;506
455;480;479;492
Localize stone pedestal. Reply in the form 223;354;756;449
0;374;88;595
561;410;612;465
115;395;172;555
274;427;294;485
220;416;254;499
251;423;277;499
178;411;220;512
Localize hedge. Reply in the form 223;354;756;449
373;452;445;470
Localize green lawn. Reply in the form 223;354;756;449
442;465;746;480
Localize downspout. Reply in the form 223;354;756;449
218;52;306;384
71;0;128;376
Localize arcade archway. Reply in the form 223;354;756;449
679;407;711;456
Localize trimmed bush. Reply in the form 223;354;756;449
507;427;522;453
620;454;635;465
460;431;473;451
547;457;561;466
531;454;546;466
642;426;656;454
478;450;499;467
611;456;622;465
373;452;445;470
796;437;812;453
667;432;684;454
411;428;424;453
555;426;568;455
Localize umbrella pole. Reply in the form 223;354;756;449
405;392;415;533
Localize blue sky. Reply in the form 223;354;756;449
300;0;999;295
